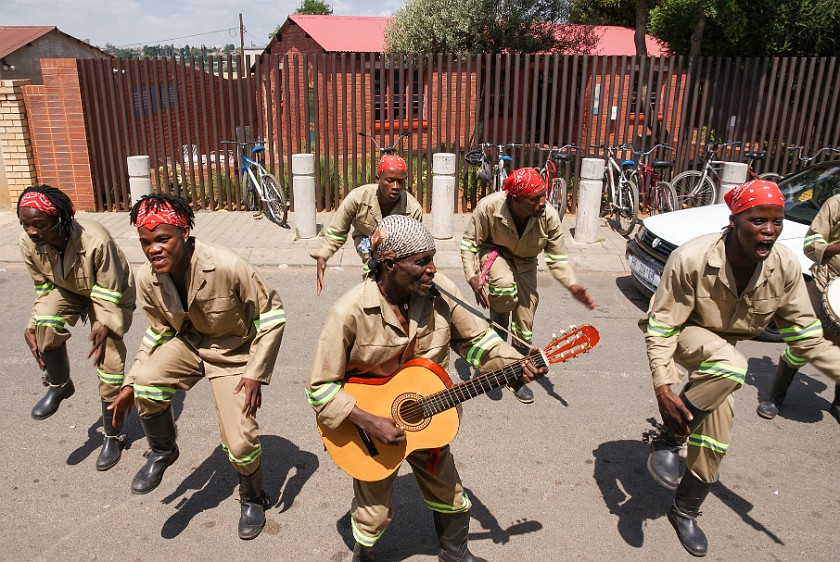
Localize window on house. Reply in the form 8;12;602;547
132;84;177;117
372;70;424;121
629;71;661;114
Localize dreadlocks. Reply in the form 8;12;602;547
17;185;76;240
130;193;195;229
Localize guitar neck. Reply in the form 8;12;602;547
420;351;547;416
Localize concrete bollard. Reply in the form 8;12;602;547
127;155;152;204
292;153;317;239
431;152;456;239
717;162;749;203
574;158;606;244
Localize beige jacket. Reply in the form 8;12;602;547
20;218;135;336
126;240;285;384
804;193;840;290
310;184;424;260
305;273;522;429
643;233;840;387
460;192;576;287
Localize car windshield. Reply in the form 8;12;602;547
782;161;840;225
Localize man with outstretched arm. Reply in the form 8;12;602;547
311;154;423;294
643;180;840;557
110;194;286;540
460;167;594;404
307;215;546;562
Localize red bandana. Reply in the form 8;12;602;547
503;167;545;197
19;192;60;216
724;179;785;214
377;155;407;173
135;200;189;230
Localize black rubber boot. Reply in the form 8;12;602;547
31;345;74;420
96;400;125;471
668;471;714;557
830;384;840;423
238;466;270;540
131;408;179;494
508;340;535;404
647;391;709;490
352;542;376;562
756;361;798;419
434;511;488;562
489;310;509;341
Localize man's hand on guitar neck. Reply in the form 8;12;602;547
348;406;406;445
519;351;548;384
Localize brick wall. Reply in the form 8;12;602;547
22;59;96;211
0;79;38;209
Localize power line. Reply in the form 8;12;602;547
115;27;239;48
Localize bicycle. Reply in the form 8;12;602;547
536;144;580;221
358;131;412;158
786;145;840;168
591;143;639;236
222;139;288;227
628;144;679;216
465;142;522;194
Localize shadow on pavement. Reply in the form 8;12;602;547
614;274;650;313
66;391;186;466
747;355;831;424
158;434;317;539
334;478;541;561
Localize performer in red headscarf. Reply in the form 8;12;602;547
460;167;595;404
642;179;840;556
311;153;423;295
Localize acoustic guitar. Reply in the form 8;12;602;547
317;324;600;481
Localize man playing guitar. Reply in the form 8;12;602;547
306;215;545;562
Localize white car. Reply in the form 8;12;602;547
626;160;840;340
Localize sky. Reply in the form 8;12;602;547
4;0;405;49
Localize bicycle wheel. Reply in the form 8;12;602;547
671;170;717;208
260;174;288;227
241;174;257;212
611;176;639;236
649;181;679;215
549;177;567;220
759;172;783;183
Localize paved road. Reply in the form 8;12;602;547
0;263;837;561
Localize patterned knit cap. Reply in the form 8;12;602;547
370;215;435;261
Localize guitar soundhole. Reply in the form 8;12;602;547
392;393;430;431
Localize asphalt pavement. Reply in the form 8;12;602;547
0;210;838;561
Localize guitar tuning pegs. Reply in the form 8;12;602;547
551;333;557;339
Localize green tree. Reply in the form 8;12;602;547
385;0;598;54
270;0;333;39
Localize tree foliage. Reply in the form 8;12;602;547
568;0;637;26
648;0;840;56
385;0;598;54
294;0;333;15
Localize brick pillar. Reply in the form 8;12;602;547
0;79;38;210
22;59;97;211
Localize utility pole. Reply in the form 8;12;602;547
239;13;245;74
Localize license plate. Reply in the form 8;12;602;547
628;254;660;287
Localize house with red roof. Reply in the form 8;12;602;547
0;26;111;85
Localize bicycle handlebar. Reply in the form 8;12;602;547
358;131;412;154
787;145;840;162
221;139;265;146
634;143;673;156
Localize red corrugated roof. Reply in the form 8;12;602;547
286;15;668;56
0;26;56;59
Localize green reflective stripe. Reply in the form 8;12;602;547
688;433;729;454
803;233;825;248
221;443;261;467
362;262;370;274
460;239;479;253
488;283;517;297
324;228;348;243
510;321;533;342
134;384;177;401
90;284;123;304
143;327;175;347
779;320;823;343
697;361;747;384
306;382;341;406
34;281;55;295
96;368;124;386
425;492;471;514
466;329;502;368
33;315;66;329
646;317;681;338
254;308;286;332
351;518;382;547
544;251;569;264
782;347;807;368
